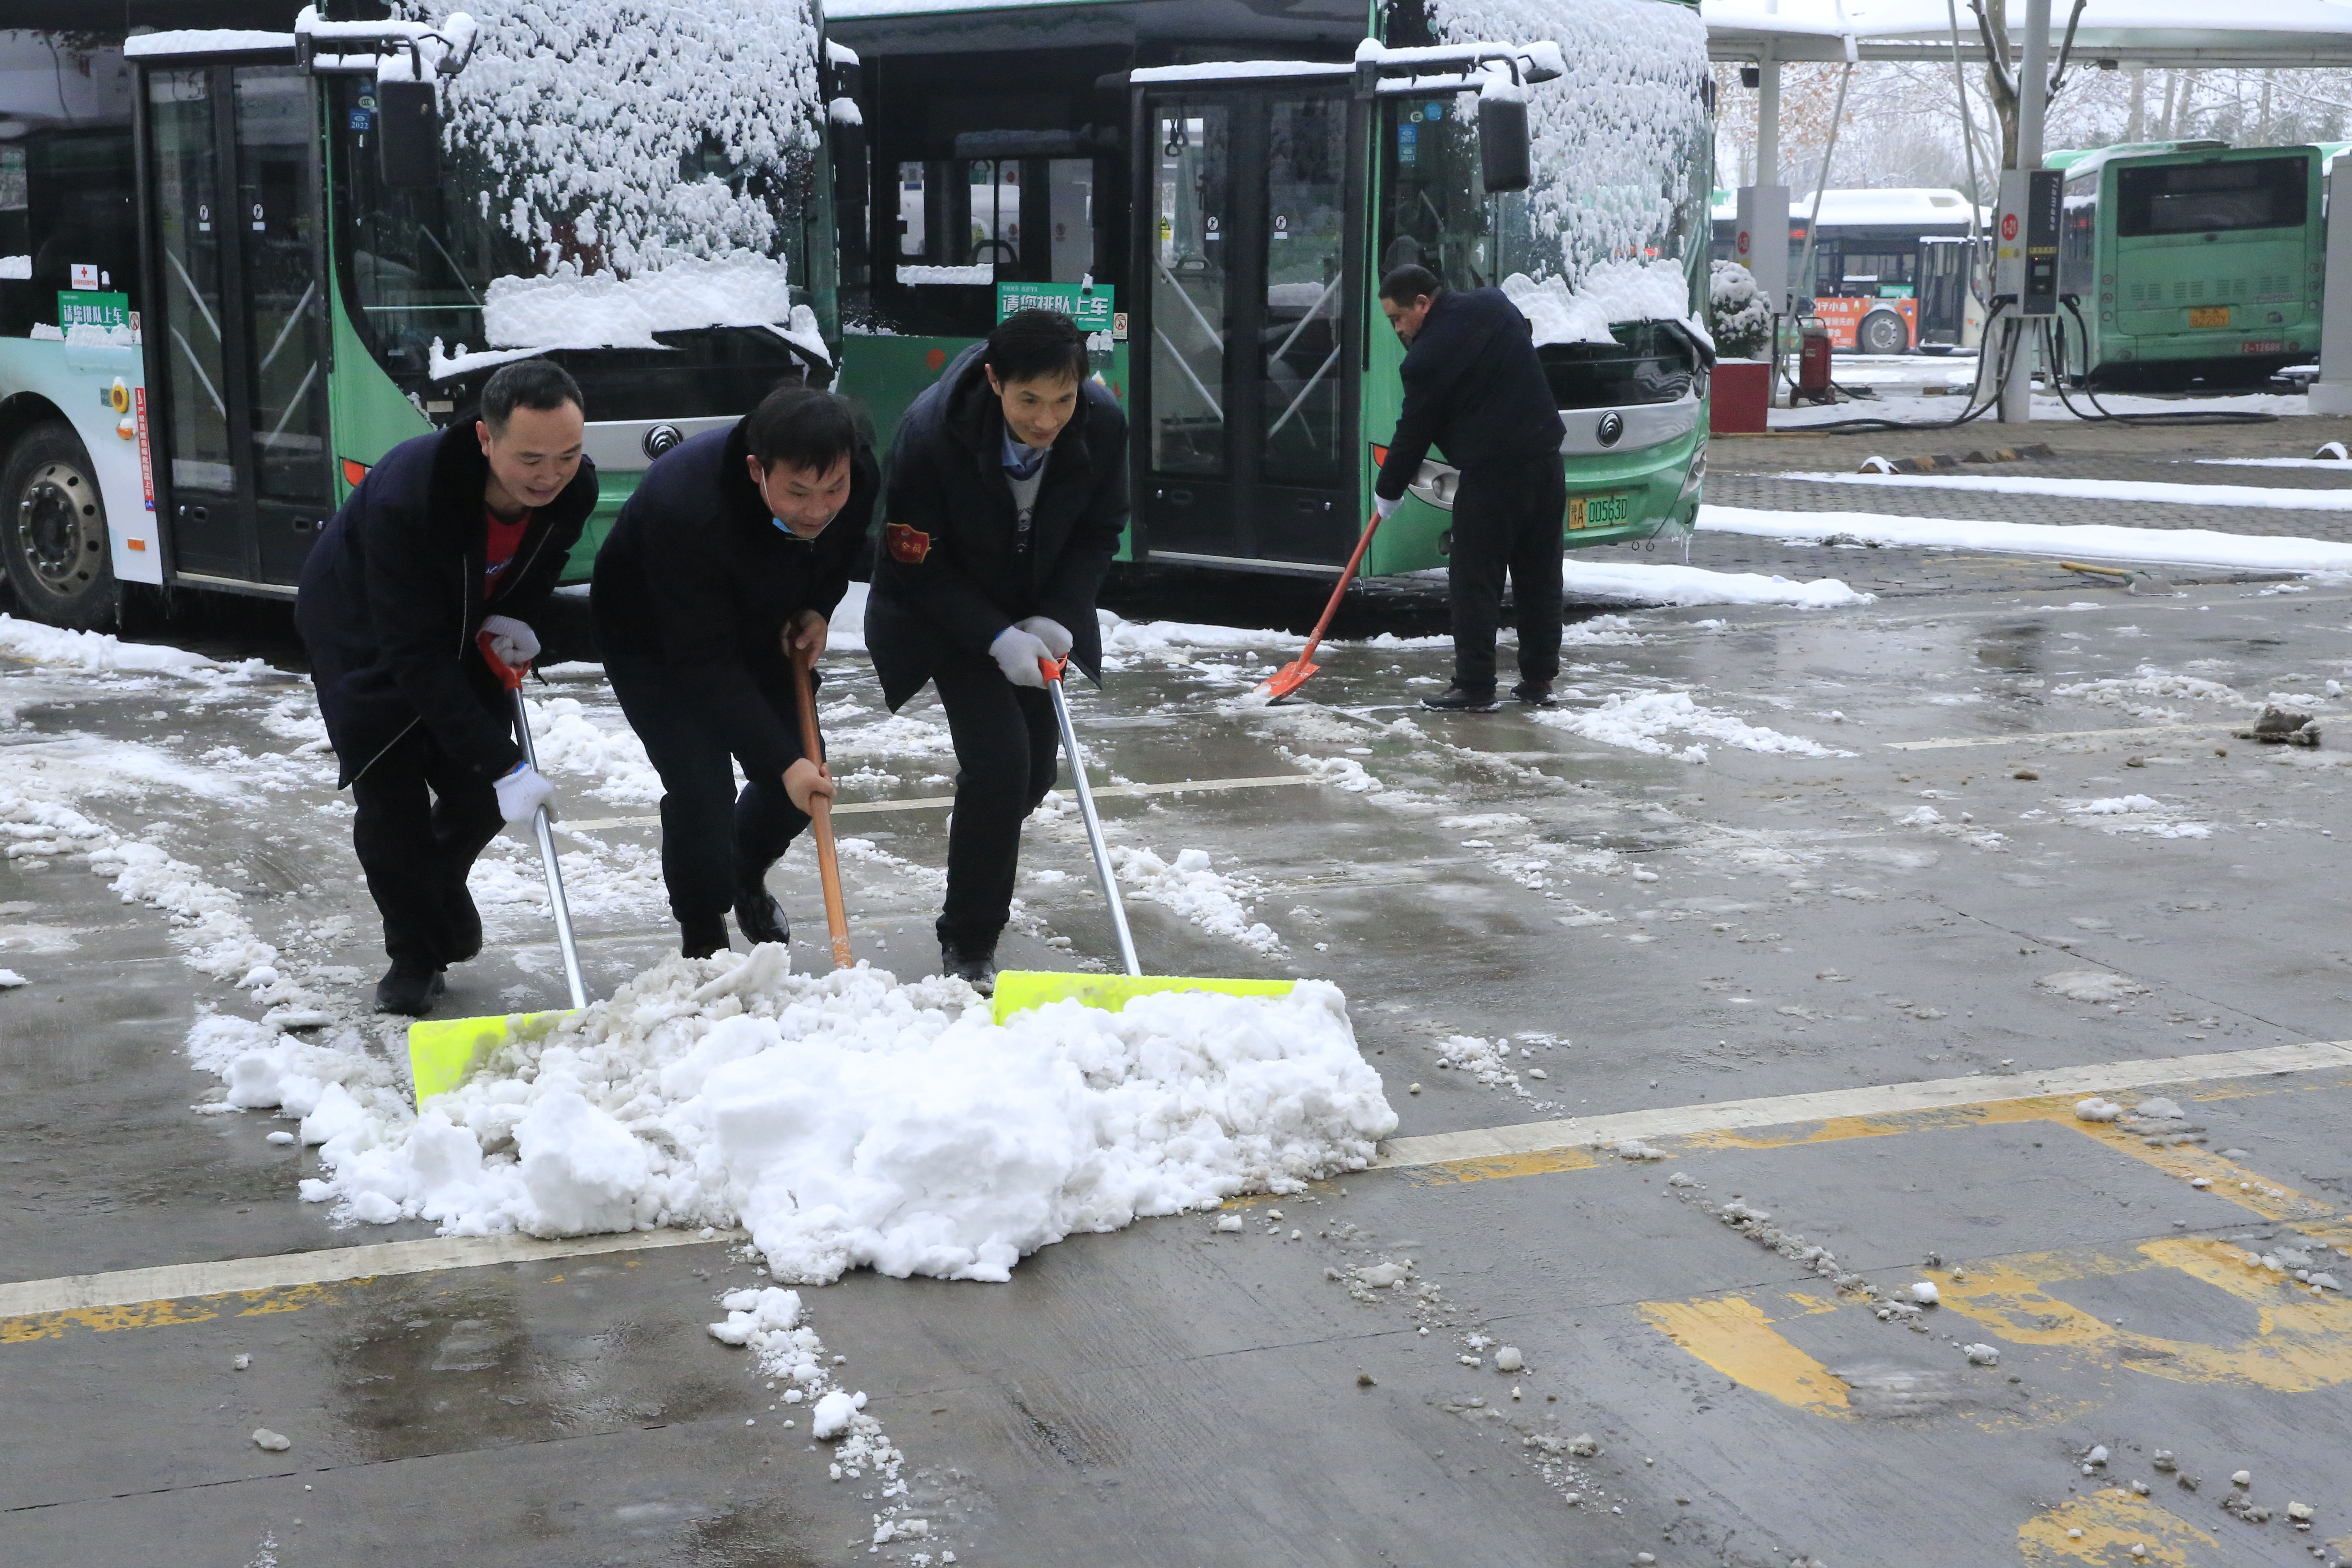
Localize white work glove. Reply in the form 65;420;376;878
480;614;539;669
1015;615;1074;659
989;625;1052;688
1373;492;1402;521
494;761;557;825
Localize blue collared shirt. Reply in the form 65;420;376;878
1002;427;1049;479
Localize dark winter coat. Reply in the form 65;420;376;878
1374;287;1568;501
866;343;1129;711
296;421;597;789
590;420;878;781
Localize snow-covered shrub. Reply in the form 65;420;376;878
1710;261;1773;358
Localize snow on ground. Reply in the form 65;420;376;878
2195;457;2352;471
1107;846;1281;952
1560;558;1873;609
2049;666;2244;723
1700;504;2352;575
1780;470;2352;512
1530;690;1855;763
0;613;241;677
1767;390;2313;428
228;949;1391;1284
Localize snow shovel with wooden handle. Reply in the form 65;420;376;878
1251;510;1380;702
791;640;856;971
405;639;588;1103
991;657;1294;1022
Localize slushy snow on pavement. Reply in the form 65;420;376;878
1700;505;2352;575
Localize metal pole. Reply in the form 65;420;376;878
1755;55;1780;193
1047;672;1143;978
512;687;588;1010
2000;0;2052;422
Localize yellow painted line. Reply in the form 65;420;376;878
2018;1490;2217;1564
561;773;1318;833
1885;722;2234;752
1376;1040;2352;1175
1635;1295;1851;1415
0;1226;739;1327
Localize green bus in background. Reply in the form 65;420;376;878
2055;141;2325;391
826;0;1715;580
0;1;836;630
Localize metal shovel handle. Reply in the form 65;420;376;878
490;643;588;1011
1043;659;1141;978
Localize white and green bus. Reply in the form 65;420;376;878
0;1;839;629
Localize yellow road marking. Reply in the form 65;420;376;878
1634;1294;1851;1415
0;1283;339;1345
2017;1490;2217;1564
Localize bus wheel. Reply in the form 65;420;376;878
2;421;118;631
1858;311;1909;356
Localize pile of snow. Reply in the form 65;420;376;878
1560;559;1871;609
1699;505;2352;576
2074;1096;2124;1122
1532;690;1854;762
1504;262;1706;349
474;257;826;354
1106;846;1281;953
2041;971;2148;1005
237;949;1393;1284
0;615;221;676
421;0;822;276
2052;668;2241;719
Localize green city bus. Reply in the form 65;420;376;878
826;0;1714;579
2055;141;2324;391
0;1;835;630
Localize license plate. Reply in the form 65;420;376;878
1568;493;1632;530
2241;339;2286;354
2188;305;2230;328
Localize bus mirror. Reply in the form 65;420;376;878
379;78;440;188
1479;95;1531;194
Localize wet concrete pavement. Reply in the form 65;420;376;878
7;451;2352;1564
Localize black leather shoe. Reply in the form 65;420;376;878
940;938;999;996
443;883;484;965
374;959;446;1016
1420;686;1500;713
1511;681;1559;708
735;869;791;947
680;915;730;960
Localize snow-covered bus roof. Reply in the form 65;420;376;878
123;30;296;58
1703;0;2352;67
1792;188;1989;229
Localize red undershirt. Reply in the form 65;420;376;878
483;506;532;597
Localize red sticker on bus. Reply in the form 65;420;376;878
341;457;371;489
885;522;931;564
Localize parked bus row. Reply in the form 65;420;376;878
0;0;1715;633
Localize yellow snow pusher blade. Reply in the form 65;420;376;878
407;646;590;1103
993;661;1294;1021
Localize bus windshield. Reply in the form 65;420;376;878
2116;157;2308;237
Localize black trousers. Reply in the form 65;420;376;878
350;722;506;969
607;662;812;926
1448;456;1568;693
931;652;1060;951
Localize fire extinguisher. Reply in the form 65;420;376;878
1797;319;1834;404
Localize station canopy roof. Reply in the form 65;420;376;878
1704;0;2352;68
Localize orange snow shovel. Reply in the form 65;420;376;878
406;639;588;1102
791;641;855;971
991;658;1294;1021
1252;509;1380;702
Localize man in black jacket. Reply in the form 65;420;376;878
865;310;1128;991
591;385;877;959
1372;265;1568;713
297;359;596;1015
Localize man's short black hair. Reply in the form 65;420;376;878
1379;264;1444;306
984;308;1090;386
743;384;858;476
479;358;584;434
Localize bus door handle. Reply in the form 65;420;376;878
178;503;207;523
1156;488;1194;506
1297;498;1331;514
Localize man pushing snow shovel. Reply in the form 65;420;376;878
297;359;597;1017
591;384;878;960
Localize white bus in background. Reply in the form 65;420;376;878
1713;186;1989;353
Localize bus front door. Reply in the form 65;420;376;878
143;60;331;592
1136;82;1360;571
